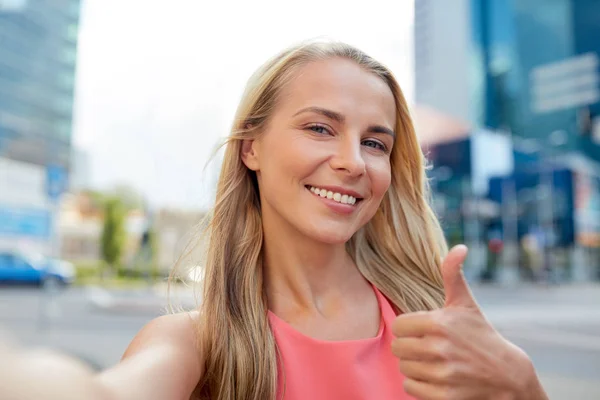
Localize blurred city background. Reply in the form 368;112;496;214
0;0;599;398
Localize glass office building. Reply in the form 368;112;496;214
414;0;600;280
471;0;600;278
0;0;81;168
0;0;81;254
471;0;600;160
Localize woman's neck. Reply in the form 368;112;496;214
261;216;366;316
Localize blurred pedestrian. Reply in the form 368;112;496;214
482;235;503;282
0;40;549;400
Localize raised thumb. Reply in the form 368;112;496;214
442;245;475;308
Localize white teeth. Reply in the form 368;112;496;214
308;186;359;206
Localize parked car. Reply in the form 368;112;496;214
0;251;75;286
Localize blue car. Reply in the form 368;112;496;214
0;251;75;286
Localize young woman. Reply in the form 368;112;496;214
1;40;549;400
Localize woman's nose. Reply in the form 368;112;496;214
329;138;366;177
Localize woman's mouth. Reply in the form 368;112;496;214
305;185;362;206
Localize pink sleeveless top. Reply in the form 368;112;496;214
268;286;415;400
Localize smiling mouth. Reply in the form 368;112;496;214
305;185;363;206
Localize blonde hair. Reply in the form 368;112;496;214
190;40;448;400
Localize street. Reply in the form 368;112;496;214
1;283;599;399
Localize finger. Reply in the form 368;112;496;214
403;378;450;400
391;312;438;338
442;245;477;308
399;360;449;385
391;337;445;362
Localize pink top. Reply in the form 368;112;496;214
268;286;415;400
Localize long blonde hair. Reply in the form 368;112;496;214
191;40;448;400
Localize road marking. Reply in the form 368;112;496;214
85;286;115;309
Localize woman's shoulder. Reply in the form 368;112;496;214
123;310;202;360
95;311;205;399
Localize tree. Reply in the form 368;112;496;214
85;185;146;212
112;184;147;211
100;197;126;275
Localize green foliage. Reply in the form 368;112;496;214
85;185;146;212
85;189;108;210
101;197;126;268
86;185;149;280
73;260;104;281
112;184;147;211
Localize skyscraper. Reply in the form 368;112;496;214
414;0;600;281
415;0;600;159
414;0;473;124
0;0;81;254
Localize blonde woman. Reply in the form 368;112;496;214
1;41;548;400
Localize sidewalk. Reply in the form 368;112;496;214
85;280;600;318
85;283;197;315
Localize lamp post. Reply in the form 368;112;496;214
543;130;568;283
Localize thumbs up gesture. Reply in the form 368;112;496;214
391;245;549;400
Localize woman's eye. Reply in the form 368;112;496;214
362;139;387;152
308;125;331;135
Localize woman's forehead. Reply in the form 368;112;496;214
277;58;397;125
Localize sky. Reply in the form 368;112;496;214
72;0;416;210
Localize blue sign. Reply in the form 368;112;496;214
0;206;51;239
46;165;68;201
488;168;575;246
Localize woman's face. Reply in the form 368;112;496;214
242;57;397;244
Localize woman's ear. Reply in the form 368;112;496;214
241;139;260;171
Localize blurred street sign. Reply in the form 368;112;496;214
46;165;67;201
531;52;599;114
0;206;51;238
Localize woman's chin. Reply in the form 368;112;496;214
308;230;355;245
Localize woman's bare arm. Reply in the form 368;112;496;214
0;311;204;400
97;311;203;400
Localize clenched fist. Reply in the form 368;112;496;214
392;245;548;400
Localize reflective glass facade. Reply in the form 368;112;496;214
0;0;81;168
470;0;600;161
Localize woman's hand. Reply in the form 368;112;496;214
391;245;549;400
